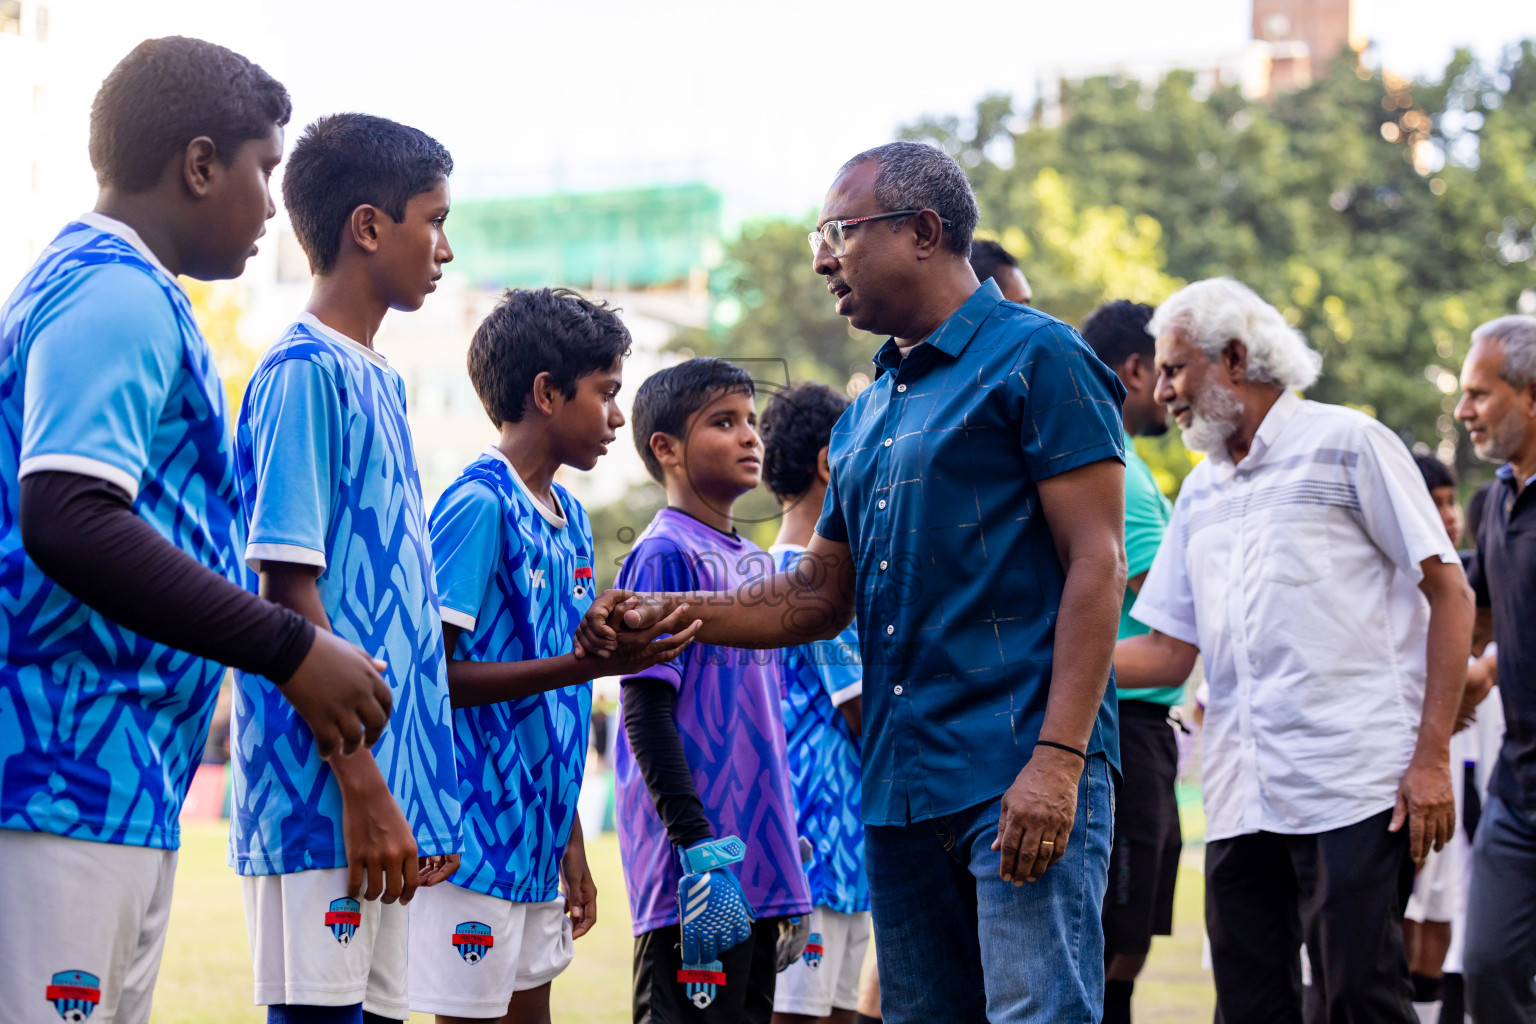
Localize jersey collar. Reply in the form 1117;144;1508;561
295;312;390;369
77;211;181;289
484;445;567;528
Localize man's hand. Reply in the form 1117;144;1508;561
560;837;598;939
992;746;1082;885
418;854;459;888
1390;759;1455;862
280;624;393;759
332;751;421;905
573;591;693;660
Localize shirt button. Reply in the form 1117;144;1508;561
879;560;888;570
896;384;907;393
884;438;893;447
885;625;895;635
893;685;904;695
877;499;887;509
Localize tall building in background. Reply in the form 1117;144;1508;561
1253;0;1358;95
0;0;56;286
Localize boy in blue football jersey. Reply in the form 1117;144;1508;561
0;39;392;1024
613;359;813;1023
232;113;464;1024
759;383;870;1024
409;288;698;1024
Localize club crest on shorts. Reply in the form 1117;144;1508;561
803;932;824;969
45;970;101;1021
324;897;361;946
451;921;495;963
678;960;725;1009
574;557;593;599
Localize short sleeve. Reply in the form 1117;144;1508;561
812;621;863;706
1124;456;1172;579
1015;323;1127;481
19;264;184;500
815;453;849;544
428;481;503;631
242;358;342;571
614;536;700;691
1352;420;1459;582
1129;498;1200;646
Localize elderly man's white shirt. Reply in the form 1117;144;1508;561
1132;390;1459;841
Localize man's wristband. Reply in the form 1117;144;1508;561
1035;739;1086;760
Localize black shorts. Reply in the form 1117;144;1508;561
633;917;782;1023
1102;698;1182;958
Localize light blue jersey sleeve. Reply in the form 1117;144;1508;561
428;480;502;632
241;357;342;571
811;622;863;707
19;263;184;500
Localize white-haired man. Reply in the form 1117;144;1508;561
1114;278;1474;1023
1455;314;1536;1022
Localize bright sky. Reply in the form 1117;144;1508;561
28;0;1536;229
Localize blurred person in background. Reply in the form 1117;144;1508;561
1114;278;1472;1024
967;239;1032;305
1080;300;1178;1024
1453;314;1536;1022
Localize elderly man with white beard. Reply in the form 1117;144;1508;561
1113;278;1475;1024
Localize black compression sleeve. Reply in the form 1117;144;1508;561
621;677;713;849
19;471;315;682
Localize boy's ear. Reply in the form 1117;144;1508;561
649;431;683;472
530;371;559;418
180;136;219;199
347;204;383;256
816;444;832;485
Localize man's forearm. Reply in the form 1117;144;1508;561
1040;550;1125;750
1114;631;1199;691
1413;561;1475;764
632;561;853;649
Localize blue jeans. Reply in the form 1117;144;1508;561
1465;794;1536;1022
867;755;1114;1024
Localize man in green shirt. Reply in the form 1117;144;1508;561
1080;300;1178;1024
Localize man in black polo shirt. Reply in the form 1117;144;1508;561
1455;313;1536;1021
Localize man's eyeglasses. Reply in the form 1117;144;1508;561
808;209;953;259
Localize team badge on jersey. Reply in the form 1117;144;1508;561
46;970;101;1021
452;921;495;963
678;960;725;1009
802;932;824;969
325;897;361;946
574;556;593;599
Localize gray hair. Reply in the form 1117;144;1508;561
1149;278;1322;391
1471;314;1536;389
839;141;978;256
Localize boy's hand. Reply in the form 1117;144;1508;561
560;840;598;939
573;589;637;658
283;629;393;758
604;615;704;675
574;593;695;661
418;853;459;888
332;751;420;905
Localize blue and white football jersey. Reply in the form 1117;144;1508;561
430;447;594;902
229;314;461;875
772;545;869;914
0;214;244;850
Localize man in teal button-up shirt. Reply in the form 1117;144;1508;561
580;142;1128;1023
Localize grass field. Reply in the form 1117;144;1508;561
150;819;1215;1023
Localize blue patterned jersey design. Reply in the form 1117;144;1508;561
772;546;869;914
0;217;244;849
429;448;594;902
229;316;461;875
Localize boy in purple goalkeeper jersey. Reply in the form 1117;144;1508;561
614;358;812;1023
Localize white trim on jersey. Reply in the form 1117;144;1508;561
483;446;567;528
76;211;181;286
245;541;328;573
440;605;477;631
295;312;390;369
830;680;864;707
18;453;141;500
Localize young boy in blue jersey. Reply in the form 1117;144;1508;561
232;113;465;1024
409;288;699;1024
613;358;813;1023
0;39;393;1024
759;383;871;1024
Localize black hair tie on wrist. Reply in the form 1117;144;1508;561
1035;739;1087;760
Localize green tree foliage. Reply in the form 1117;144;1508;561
667;42;1536;505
